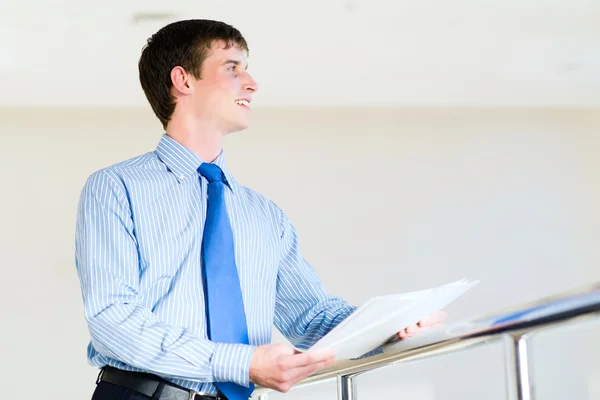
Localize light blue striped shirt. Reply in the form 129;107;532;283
74;134;357;394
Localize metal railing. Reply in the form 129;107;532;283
252;282;600;400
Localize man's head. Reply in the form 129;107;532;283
139;19;258;133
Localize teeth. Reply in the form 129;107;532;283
235;100;249;106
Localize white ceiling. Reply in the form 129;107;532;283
1;0;599;108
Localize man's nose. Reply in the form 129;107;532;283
243;73;259;93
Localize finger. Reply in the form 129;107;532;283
286;359;331;385
406;324;419;335
397;328;412;339
280;360;329;391
415;325;434;333
278;353;311;369
303;349;335;366
426;311;446;325
418;311;447;327
401;322;439;339
419;321;445;331
279;349;334;369
417;315;432;327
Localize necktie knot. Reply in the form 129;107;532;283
198;163;224;183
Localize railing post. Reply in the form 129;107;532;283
503;333;535;400
337;374;358;400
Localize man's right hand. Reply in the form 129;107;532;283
249;344;336;393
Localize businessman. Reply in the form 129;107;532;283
75;19;446;400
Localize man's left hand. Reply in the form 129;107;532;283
397;311;447;340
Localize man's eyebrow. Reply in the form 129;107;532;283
222;60;249;70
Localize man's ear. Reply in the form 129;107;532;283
170;66;192;95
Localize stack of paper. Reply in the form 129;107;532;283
298;278;479;360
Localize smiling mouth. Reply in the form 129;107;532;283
235;99;250;107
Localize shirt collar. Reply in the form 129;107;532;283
155;134;239;194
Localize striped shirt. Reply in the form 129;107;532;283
74;134;357;394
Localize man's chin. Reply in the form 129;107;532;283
227;120;250;134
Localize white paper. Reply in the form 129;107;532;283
297;278;479;360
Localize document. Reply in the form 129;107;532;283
298;278;479;360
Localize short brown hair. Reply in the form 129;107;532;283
138;19;249;129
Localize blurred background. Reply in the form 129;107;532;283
1;1;599;399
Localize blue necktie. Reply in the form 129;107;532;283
198;163;254;400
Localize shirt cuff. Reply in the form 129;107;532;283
212;343;256;387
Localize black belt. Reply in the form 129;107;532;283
98;366;227;400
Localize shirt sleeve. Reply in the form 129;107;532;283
74;170;254;387
273;208;358;350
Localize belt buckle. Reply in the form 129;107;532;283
189;391;216;400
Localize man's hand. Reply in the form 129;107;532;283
249;344;335;393
397;311;447;339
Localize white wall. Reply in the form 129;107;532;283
1;107;598;399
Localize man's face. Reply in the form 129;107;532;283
188;41;258;134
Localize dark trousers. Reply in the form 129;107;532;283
92;381;150;400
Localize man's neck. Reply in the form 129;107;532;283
166;118;224;163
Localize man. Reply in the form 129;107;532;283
75;19;446;400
